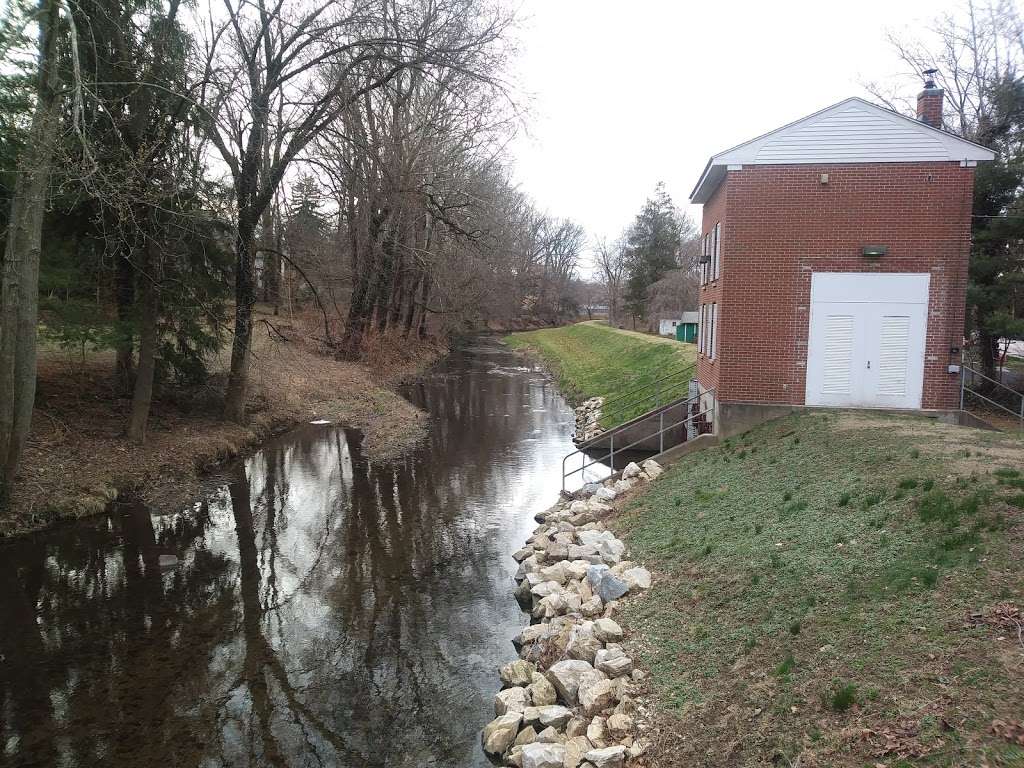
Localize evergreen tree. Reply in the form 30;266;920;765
623;182;685;322
968;75;1024;380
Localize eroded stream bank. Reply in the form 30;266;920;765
0;338;594;768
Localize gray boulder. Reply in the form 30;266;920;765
594;646;633;678
595;572;628;602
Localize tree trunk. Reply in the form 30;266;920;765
127;240;160;443
979;329;999;389
114;251;136;390
416;274;432;339
402;271;422;338
223;220;257;423
0;0;61;509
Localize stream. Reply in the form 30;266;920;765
0;338;599;768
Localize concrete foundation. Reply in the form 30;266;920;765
715;400;999;438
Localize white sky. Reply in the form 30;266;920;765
508;0;958;266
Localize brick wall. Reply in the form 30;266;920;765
696;161;975;410
697;179;727;394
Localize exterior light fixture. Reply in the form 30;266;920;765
861;245;887;258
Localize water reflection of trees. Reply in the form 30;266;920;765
0;345;573;768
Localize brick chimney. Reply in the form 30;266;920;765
917;69;944;129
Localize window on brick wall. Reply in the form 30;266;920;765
710;303;718;359
698;304;706;354
700;235;709;285
713;222;721;281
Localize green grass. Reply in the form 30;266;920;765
615;411;1024;767
505;321;696;426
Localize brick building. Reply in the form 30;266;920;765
689;83;993;436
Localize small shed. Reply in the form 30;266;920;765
659;313;699;342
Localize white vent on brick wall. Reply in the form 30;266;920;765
877;315;912;396
821;315;855;395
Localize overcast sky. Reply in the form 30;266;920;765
508;0;954;266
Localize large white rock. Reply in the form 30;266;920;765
581;596;604;617
579;530;614;548
578;674;616;716
585;744;627;768
530;580;562;599
641;459;663;479
521;742;567;768
545;659;594;704
565;621;603;663
481;712;522;756
495;686;530;715
595;486;617;501
538;562;571;585
593;618;624;643
522;704;572;729
621;462;642;479
595;538;626;564
622;566;652;591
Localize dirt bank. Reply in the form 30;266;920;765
3;312;446;537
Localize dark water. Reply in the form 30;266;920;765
0;339;594;768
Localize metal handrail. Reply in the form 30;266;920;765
581;363;696;432
563;389;715;491
960;364;1024;431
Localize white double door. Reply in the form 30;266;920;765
805;273;930;409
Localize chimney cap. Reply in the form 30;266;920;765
922;67;939;89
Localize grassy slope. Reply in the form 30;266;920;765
505;322;697;425
615;411;1024;767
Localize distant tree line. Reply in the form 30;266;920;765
0;0;584;508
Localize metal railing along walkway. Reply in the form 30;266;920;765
578;363;697;436
563;388;715;491
961;364;1024;432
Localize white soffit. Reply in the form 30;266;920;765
690;97;995;203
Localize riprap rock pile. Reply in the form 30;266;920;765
481;460;664;768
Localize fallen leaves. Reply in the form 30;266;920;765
991;718;1024;746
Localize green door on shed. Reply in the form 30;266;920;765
676;323;697;343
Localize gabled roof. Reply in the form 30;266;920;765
690;97;995;204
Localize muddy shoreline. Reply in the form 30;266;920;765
2;333;447;538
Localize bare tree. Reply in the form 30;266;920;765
594;237;627;327
196;0;509;420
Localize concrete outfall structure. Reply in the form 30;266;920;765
482;460;663;768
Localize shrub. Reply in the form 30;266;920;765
826;682;858;712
